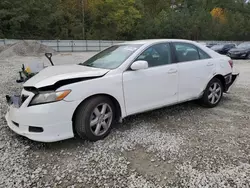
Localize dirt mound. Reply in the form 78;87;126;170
0;40;56;58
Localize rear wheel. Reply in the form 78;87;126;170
200;78;223;108
74;96;115;141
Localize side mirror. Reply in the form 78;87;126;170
130;60;148;71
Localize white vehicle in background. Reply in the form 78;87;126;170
5;39;239;142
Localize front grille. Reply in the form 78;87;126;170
231;51;240;54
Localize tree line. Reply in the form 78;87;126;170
1;0;250;41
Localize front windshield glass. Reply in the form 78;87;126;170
80;44;142;69
237;42;250;48
211;44;224;50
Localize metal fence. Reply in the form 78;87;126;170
0;39;125;52
0;39;246;52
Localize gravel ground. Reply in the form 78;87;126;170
0;53;250;188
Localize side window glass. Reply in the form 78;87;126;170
174;43;199;62
198;48;211;60
136;43;172;67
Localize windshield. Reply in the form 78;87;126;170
80;44;142;69
211;44;224;50
237;42;250;48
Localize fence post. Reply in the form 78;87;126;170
71;40;74;52
57;40;59;52
99;40;101;51
3;39;6;46
86;40;88;52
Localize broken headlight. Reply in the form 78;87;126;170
29;90;71;105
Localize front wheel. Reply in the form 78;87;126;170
74;96;115;141
200;78;223;108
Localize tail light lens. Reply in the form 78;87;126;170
229;60;233;69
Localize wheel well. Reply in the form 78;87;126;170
71;94;122;132
214;75;226;91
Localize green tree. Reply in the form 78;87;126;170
1;0;250;40
86;0;141;39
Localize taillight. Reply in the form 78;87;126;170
228;60;233;69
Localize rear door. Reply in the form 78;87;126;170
172;42;215;102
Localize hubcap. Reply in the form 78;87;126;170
90;103;113;136
208;82;222;104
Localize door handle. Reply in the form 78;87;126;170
168;69;178;74
207;62;214;66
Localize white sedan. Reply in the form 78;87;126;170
5;39;239;142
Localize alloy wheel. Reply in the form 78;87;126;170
90;103;113;136
208;82;222;104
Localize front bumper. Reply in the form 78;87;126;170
227;52;248;59
5;89;78;142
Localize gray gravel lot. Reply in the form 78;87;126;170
0;53;250;188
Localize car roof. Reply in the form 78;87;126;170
240;42;250;44
117;39;222;58
119;39;196;45
214;43;230;46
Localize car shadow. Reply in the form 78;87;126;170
16;101;203;151
16;102;202;150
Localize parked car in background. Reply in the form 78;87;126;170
206;43;218;48
5;39;239;142
211;43;236;55
198;42;207;46
227;42;250;59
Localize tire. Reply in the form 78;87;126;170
200;78;223;108
74;96;115;141
247;53;250;59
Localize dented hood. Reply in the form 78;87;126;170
23;64;109;88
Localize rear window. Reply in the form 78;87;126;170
174;42;211;62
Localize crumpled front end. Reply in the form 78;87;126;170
5;89;79;142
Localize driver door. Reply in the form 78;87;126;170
122;43;178;116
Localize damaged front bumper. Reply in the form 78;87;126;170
5;89;76;142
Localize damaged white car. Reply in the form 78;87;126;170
5;39;239;142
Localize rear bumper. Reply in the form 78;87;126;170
224;73;239;93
